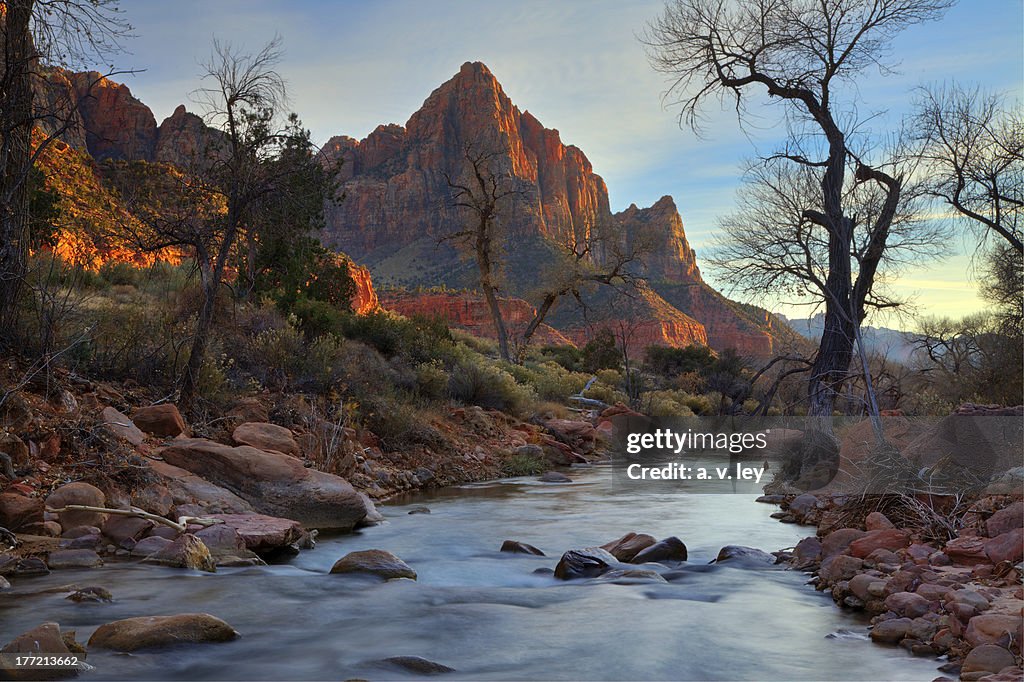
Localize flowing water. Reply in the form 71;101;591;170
1;465;943;680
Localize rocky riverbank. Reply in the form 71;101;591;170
763;492;1023;681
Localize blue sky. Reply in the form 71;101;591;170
115;0;1023;325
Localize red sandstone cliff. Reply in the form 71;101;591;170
320;62;609;256
381;291;573;347
349;263;379;315
320;62;789;358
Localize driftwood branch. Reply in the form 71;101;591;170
45;505;223;534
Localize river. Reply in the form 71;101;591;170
1;464;943;680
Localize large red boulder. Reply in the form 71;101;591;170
132;404;187;437
160;438;369;531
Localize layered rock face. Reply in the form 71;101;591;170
349;263;380;314
322;61;789;357
382;291;572;346
320;62;609;257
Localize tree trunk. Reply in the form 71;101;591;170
0;0;36;345
476;217;510;362
179;260;218;409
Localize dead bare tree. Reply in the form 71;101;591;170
443;144;526;363
0;0;130;345
912;84;1023;254
644;0;952;475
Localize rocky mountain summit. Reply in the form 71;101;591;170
38;62;799;357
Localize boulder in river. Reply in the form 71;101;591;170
88;614;238;651
537;471;572;483
330;549;416;580
714;545;776;565
600;533;656;562
142;533;215;573
1;622;81;679
160;438;369;531
201;514;303;557
631;536;687;564
553;547;617;580
500;540;545;556
47;549;103;570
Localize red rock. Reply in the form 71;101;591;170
45;482;107;529
865;511;896;531
821;528;866;559
321;62;785;358
101;406;145;446
945;535;991;566
70;71;157;161
203;513;304;555
160;439;368;531
154;104;226;167
964;614;1024;648
349;262;379;314
884;591;931;618
0;492;42;531
854;530;910;560
132;404;187;437
232;422;300;457
986;501;1023;538
985;528;1023;565
961;644;1017;676
383;291;574;347
819;555;863;585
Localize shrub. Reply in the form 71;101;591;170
501;450;548;477
291;297;344;339
415;361;450;401
645;344;717;377
539;344;583;371
582;328;620;372
642;390;696;418
99;261;140;287
449;355;536;414
340;310;455;363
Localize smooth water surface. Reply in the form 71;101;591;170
1;465;942;680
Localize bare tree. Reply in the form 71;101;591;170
0;0;130;344
643;0;952;471
912;84;1023;254
443;145;525;362
106;37;325;408
445;143;653;363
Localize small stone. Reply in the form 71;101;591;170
500;540;544;556
870;617;913;643
101;406;145;446
537;471;572;483
377;656;455;675
67;586;113;602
